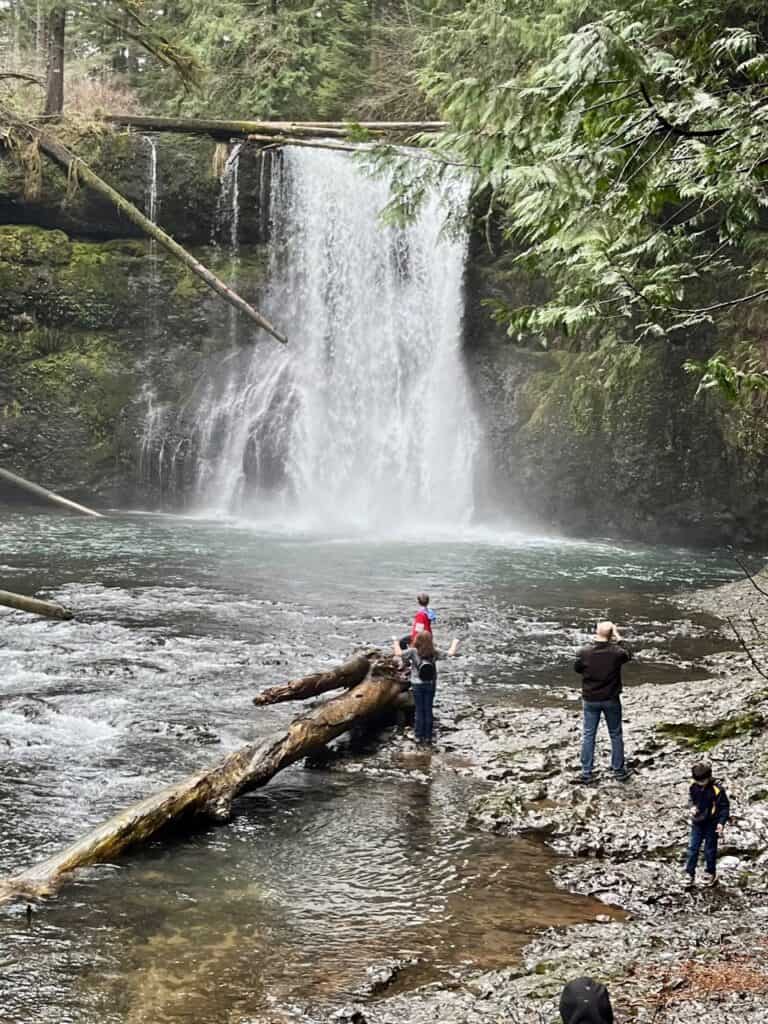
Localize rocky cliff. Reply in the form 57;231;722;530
1;130;766;544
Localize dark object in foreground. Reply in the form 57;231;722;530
560;976;614;1023
0;589;73;621
0;657;406;903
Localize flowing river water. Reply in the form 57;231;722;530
0;509;736;1023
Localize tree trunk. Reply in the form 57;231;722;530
103;114;447;138
34;132;287;345
253;651;382;705
43;6;65;118
247;134;367;154
0;589;73;620
0;668;406;903
0;466;103;517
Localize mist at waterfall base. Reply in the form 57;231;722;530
154;145;479;536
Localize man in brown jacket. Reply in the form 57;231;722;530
573;621;632;784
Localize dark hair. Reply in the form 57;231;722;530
417;592;429;607
692;762;713;782
560;977;613;1024
414;631;435;659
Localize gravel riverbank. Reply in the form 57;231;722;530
325;571;768;1024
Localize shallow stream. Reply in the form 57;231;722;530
0;510;737;1022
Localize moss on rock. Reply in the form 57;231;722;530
657;712;766;752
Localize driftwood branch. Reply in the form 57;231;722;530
0;663;406;903
253;651;379;705
0;466;102;517
0;589;73;620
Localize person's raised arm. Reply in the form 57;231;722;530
391;636;402;660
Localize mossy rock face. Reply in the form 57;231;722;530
0;223;270;501
0;133;231;243
657;712;766;752
0;224;72;265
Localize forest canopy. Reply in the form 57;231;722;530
1;0;768;388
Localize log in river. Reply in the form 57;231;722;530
0;654;406;903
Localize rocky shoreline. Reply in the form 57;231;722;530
325;571;768;1024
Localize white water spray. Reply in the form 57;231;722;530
191;147;481;533
214;142;243;250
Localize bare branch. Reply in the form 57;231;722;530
735;555;768;600
639;81;728;139
727;617;768;683
0;72;44;87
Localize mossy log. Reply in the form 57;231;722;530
0;467;103;518
32;131;286;345
0;589;73;621
0;664;407;903
253;651;379;705
104;114;447;138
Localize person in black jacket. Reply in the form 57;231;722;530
684;762;730;887
559;977;614;1023
573;621;632;784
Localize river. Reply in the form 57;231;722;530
0;508;736;1022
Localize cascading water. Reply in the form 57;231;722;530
144;134;158;225
189;146;481;533
213;142;243;250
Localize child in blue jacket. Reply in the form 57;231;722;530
684;762;730;887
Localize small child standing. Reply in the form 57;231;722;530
684;762;730;887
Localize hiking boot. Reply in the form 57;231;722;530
573;774;595;786
613;769;631;783
702;873;718;887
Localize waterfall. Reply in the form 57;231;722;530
144;135;158;224
190;146;481;534
214;142;243;250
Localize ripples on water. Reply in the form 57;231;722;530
0;510;738;1021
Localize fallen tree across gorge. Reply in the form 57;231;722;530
0;652;406;903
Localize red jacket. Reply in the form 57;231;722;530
410;609;432;643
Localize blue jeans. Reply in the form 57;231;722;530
581;698;625;777
686;821;718;877
412;682;436;742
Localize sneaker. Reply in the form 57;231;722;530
682;872;695;890
702;873;718;887
573;774;595;785
613;770;631;783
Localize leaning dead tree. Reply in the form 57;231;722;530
0;653;406;903
0;589;73;621
0;114;286;345
0;466;102;518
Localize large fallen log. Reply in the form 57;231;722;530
253;651;379;705
104;114;447;138
0;664;406;903
0;589;73;621
0;466;103;517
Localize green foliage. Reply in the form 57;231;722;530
685;352;768;402
416;0;768;358
130;1;437;121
